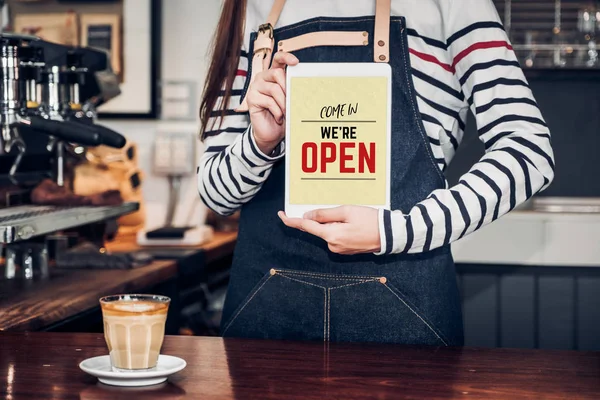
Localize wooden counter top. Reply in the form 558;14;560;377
0;260;177;331
0;231;238;332
1;332;599;399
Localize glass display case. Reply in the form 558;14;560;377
494;0;600;70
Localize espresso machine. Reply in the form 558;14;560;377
0;33;139;280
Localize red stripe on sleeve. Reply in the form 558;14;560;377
452;41;513;69
409;49;455;73
236;69;248;77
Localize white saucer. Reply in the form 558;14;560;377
79;355;186;387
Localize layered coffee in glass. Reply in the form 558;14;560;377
100;294;170;372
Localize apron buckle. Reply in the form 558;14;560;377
254;24;275;60
258;23;274;39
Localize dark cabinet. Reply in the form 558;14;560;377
458;263;600;351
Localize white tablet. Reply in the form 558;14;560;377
284;63;392;218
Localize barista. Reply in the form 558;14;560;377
197;0;555;345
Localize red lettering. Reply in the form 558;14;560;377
301;142;376;174
320;142;336;173
358;142;376;173
302;142;317;173
340;142;355;173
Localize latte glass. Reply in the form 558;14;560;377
99;294;170;372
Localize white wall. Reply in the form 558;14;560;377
160;0;221;100
99;0;222;229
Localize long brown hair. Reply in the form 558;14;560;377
199;0;248;140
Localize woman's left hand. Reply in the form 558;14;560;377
278;206;381;255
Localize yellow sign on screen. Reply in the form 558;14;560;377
289;76;388;205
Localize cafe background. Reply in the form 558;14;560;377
0;0;598;352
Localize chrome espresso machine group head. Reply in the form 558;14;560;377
0;33;126;183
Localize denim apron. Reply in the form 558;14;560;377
220;1;464;346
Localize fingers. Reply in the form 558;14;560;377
255;81;285;116
271;52;299;70
262;68;286;93
303;206;350;223
245;52;297;123
247;89;284;124
278;211;330;239
279;211;364;255
279;211;350;255
278;206;380;256
263;53;298;92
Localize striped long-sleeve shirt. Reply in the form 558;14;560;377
198;0;555;255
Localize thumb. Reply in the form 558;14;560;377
271;51;299;70
304;206;349;223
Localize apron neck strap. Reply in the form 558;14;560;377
266;0;286;27
374;0;391;62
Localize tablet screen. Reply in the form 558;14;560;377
285;63;391;217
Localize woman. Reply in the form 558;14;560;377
198;0;554;346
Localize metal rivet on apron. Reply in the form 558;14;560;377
379;55;386;61
378;40;385;47
379;277;387;284
270;268;277;276
363;31;368;37
279;41;283;47
363;41;368;46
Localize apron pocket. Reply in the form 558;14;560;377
221;268;326;341
329;277;449;346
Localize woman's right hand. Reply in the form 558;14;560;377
246;52;299;155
